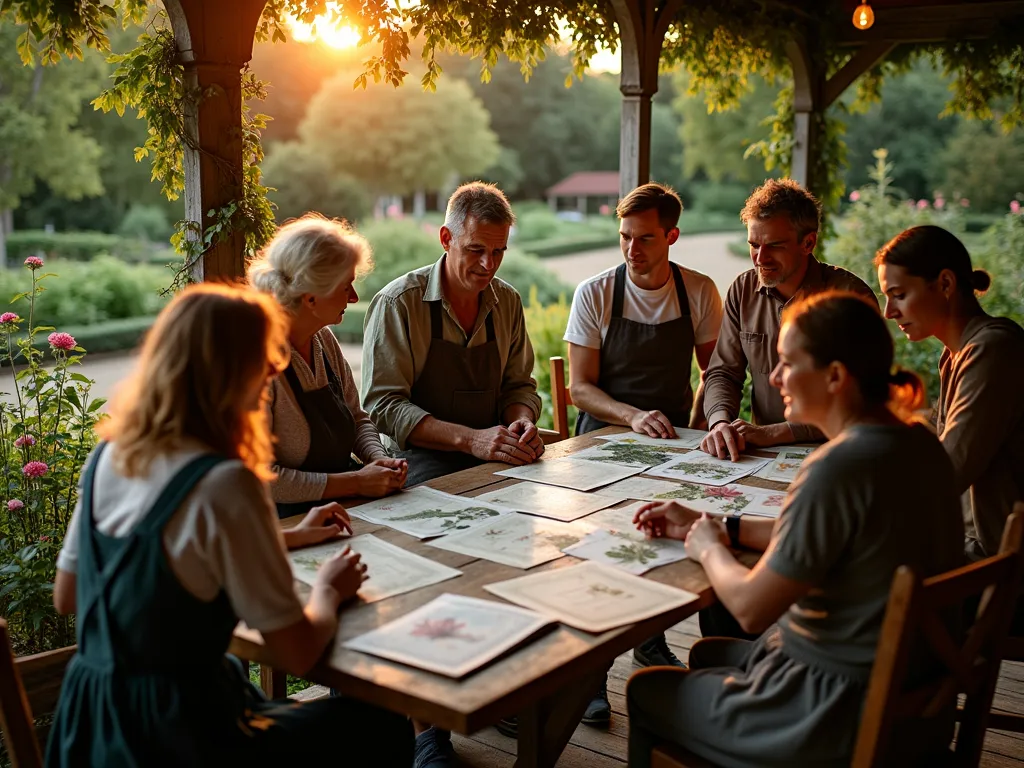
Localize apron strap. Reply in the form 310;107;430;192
611;263;628;319
484;311;496;343
671;263;691;317
428;300;445;340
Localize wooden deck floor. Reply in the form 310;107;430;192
443;615;1024;768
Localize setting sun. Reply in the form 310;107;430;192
287;4;362;49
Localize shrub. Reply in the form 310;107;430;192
0;256;170;328
118;204;174;243
263;142;373;224
689;182;754;216
5;231;153;263
0;259;104;654
355;219;572;307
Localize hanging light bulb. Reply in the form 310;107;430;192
853;2;875;30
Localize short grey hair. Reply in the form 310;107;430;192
443;182;516;238
247;214;373;312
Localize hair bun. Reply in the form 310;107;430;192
971;269;991;293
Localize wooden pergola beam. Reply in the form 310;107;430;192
823;41;896;108
164;0;269;283
835;0;1024;43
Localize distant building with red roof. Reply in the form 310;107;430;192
546;171;619;216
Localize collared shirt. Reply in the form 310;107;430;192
703;256;877;442
361;255;542;451
937;313;1024;561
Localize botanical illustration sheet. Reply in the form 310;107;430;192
569;441;685;469
484;561;698;633
753;449;809;484
348;486;513;539
495;457;644;492
646;453;770;487
342;593;553;678
754;444;816;455
579;501;649;534
289;534;462;603
427;513;593;569
475;482;624;522
563;528;688;575
595;428;706;450
622;480;787;517
592;476;690;501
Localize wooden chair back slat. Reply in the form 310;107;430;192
851;510;1024;768
549;356;573;442
0;620;45;768
16;645;76;719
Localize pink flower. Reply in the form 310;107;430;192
916;199;929;210
47;332;76;351
934;197;945;209
13;434;35;448
960;198;970;208
38;535;49;542
1012;200;1021;214
849;190;860;202
599;204;611;215
704;486;743;499
24;256;43;270
0;312;18;325
7;500;24;512
22;461;48;478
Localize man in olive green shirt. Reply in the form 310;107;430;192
701;179;877;461
361;182;544;489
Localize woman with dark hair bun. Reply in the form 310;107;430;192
876;225;1024;565
625;291;963;768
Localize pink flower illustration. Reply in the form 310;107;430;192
7;500;24;512
22;461;48;478
48;332;76;351
703;486;743;499
0;312;19;325
1012;200;1021;214
410;618;481;642
24;256;44;270
916;199;929;210
849;190;860;202
764;495;785;507
14;434;35;448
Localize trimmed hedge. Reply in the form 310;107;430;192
0;315;157;368
6;231;156;263
523;233;619;258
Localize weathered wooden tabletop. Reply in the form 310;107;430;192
229;426;787;764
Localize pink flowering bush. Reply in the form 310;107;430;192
0;258;103;652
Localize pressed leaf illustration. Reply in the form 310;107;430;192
390;505;501;530
544;533;582;550
605;541;660;566
665;461;733;480
586;442;676;466
588;583;627;598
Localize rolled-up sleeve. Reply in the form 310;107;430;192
703;282;746;428
361;294;430;451
499;299;542;421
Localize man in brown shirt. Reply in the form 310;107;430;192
701;179;877;460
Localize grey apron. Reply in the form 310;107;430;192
398;300;502;486
275;347;358;519
577;262;696;435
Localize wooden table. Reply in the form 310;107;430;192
230;427;788;768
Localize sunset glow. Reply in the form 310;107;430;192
287;4;362;49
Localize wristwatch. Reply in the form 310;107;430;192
726;515;742;549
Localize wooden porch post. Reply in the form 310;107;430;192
164;0;268;282
610;0;681;200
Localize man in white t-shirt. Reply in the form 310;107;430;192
562;182;724;727
565;182;723;437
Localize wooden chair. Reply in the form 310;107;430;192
0;619;76;767
649;510;1024;768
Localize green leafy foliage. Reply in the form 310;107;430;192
0;260;105;653
522;288;575;432
0;255;169;327
262;143;372;224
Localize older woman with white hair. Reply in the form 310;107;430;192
249;214;407;518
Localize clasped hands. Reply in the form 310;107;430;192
470;418;545;465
